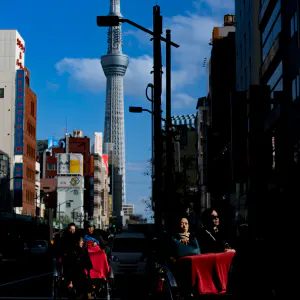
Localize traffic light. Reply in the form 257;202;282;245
112;224;116;228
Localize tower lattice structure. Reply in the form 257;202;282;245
101;0;128;204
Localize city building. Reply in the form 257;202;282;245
0;150;10;212
122;203;134;216
56;153;84;228
162;114;198;215
235;0;261;91
35;161;41;217
107;143;123;228
0;30;38;216
204;16;236;211
196;97;210;212
91;152;110;229
101;0;128;205
37;131;92;217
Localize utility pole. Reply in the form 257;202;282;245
153;5;163;234
165;29;173;221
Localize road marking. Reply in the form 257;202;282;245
0;272;53;287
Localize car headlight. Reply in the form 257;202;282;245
111;256;119;262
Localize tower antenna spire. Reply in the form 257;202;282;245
101;0;128;204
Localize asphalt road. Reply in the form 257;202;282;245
0;256;147;300
0;255;53;299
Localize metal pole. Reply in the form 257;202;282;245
153;5;163;235
165;29;173;219
58;203;60;229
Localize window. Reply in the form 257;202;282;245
292;74;300;101
267;61;283;92
262;15;281;61
66;202;71;208
112;238;146;253
47;164;56;170
262;1;281;44
290;11;298;38
31;101;35;117
0;88;4;98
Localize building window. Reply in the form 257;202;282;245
292;74;300;101
66;202;71;208
47;164;56;170
0;88;4;98
31;101;35;117
262;14;281;62
290;11;298;38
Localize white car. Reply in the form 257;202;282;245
30;240;49;255
110;233;147;276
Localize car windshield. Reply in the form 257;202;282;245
34;241;47;247
112;238;146;253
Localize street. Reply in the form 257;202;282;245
0;255;146;300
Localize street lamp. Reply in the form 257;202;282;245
72;205;84;224
57;200;73;229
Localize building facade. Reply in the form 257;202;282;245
0;31;38;216
205;16;236;209
235;0;261;91
0;150;10;212
101;0;128;205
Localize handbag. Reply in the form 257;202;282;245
171;237;201;258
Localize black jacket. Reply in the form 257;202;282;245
64;246;92;281
196;227;229;253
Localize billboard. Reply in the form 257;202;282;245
94;132;103;156
13;163;23;207
57;176;84;189
14;70;25;155
57;153;84;175
48;137;59;149
102;154;109;175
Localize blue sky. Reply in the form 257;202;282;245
0;0;234;216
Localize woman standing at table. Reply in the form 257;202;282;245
197;208;235;253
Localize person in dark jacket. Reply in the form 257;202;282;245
197;208;235;253
65;236;92;300
83;221;108;253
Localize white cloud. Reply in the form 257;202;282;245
193;0;234;11
173;93;197;109
55;2;230;109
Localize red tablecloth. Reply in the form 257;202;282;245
86;245;110;279
173;252;235;295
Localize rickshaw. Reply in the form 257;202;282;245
145;233;236;300
52;229;114;300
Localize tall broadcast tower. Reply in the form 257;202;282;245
101;0;128;204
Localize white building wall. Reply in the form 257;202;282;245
0;30;25;190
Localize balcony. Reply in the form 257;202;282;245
260;33;280;78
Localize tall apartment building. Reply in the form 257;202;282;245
205;16;236;205
0;31;37;216
235;0;261;90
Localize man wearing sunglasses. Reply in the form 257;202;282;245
197;208;235;254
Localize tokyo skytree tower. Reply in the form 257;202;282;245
101;0;128;203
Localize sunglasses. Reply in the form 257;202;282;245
211;215;219;219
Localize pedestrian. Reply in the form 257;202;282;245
65;236;92;300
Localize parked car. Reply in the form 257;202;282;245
30;240;49;255
110;233;147;276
